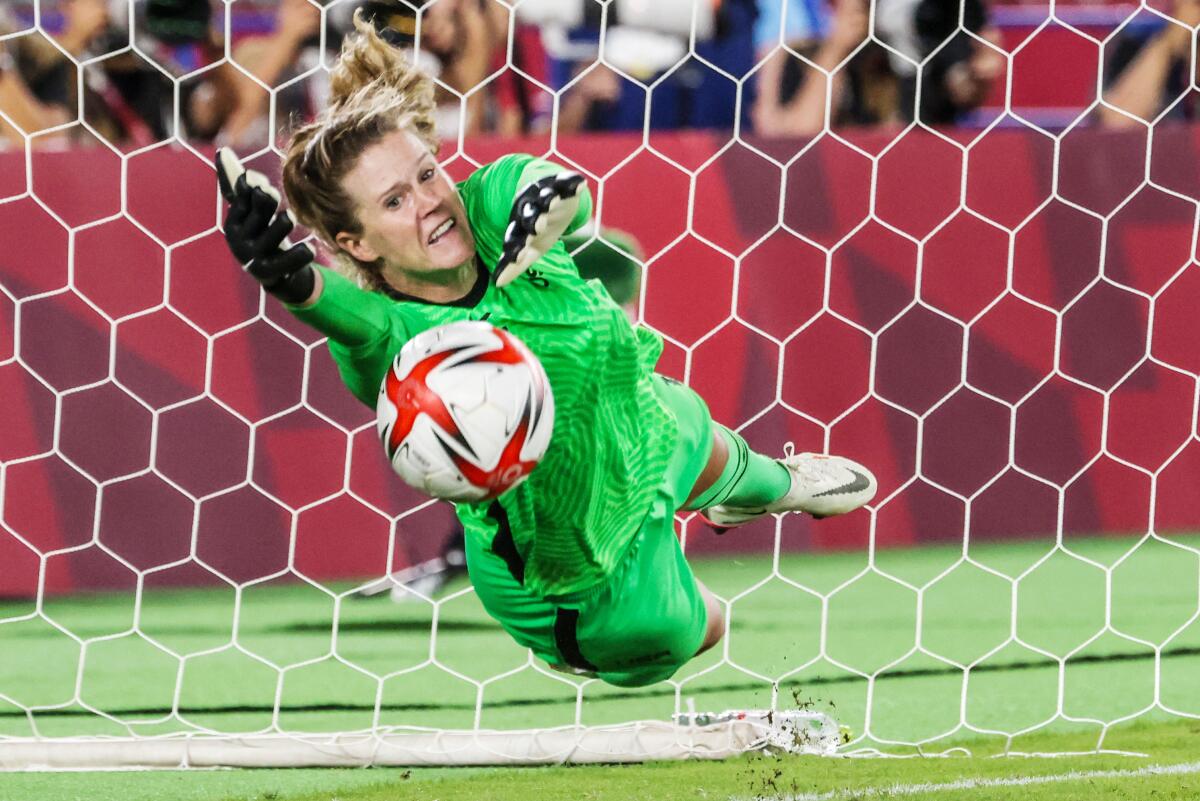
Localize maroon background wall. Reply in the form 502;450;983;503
2;124;1199;596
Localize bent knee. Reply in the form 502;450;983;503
698;607;725;655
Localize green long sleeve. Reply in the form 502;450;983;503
289;266;410;406
288;266;395;346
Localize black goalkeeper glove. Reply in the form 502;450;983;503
494;172;586;287
216;148;316;305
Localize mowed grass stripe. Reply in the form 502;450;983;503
4;644;1200;719
2;535;1197;741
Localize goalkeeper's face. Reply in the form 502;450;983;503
335;129;474;276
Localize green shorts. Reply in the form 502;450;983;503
465;374;714;687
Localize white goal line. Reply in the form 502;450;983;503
737;759;1200;801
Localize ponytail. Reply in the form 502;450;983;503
281;9;439;288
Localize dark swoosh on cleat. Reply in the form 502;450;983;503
812;469;871;498
704;506;765;517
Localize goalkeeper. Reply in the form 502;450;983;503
217;12;877;688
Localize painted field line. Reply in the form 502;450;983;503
734;759;1200;801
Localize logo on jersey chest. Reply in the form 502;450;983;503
523;269;550;289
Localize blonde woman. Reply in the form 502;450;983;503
217;12;876;687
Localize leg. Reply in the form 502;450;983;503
572;501;712;688
676;434;725;652
685;425;793;514
465;509;655;681
462;521;563;668
551;377;717;687
685;428;729;509
692;426;878;529
694;578;725;655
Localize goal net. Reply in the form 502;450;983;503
2;0;1199;769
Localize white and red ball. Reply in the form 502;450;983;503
376;320;554;502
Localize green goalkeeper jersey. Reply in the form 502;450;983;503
291;154;678;598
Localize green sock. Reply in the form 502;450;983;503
685;426;792;512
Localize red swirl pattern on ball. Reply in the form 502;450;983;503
383;327;547;499
382;346;475;460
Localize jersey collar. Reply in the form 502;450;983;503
381;255;489;308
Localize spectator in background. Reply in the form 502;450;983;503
0;0;249;150
751;0;874;137
876;0;1003;125
137;0;258;146
80;1;178;148
417;0;497;138
211;0;533;146
0;58;67;147
0;0;111;147
0;49;62;147
751;0;1001;137
361;0;546;137
556;63;623;134
218;0;324;148
41;0;181;148
1;0;175;149
1100;0;1200;128
481;2;554;136
0;8;72;146
554;0;757;132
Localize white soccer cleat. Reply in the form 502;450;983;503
703;444;877;530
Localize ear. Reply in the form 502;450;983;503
335;231;379;263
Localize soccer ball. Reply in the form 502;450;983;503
376;320;555;502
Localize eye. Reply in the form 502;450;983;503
420;168;435;182
385;195;401;209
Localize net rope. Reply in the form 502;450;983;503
0;0;1199;767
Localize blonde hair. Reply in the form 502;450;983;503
282;10;439;288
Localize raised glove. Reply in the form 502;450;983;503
216;148;316;305
494;172;586;288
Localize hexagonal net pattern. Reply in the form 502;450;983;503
2;0;1200;769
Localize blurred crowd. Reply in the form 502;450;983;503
0;0;1194;150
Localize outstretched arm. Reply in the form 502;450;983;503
215;148;409;405
216;147;318;305
215;148;402;346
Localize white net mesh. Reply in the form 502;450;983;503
1;0;1199;769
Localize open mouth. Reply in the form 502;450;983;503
428;218;455;246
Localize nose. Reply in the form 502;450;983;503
415;182;440;216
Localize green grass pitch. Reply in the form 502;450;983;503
3;533;1200;800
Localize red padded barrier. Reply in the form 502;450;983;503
1;124;1198;594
